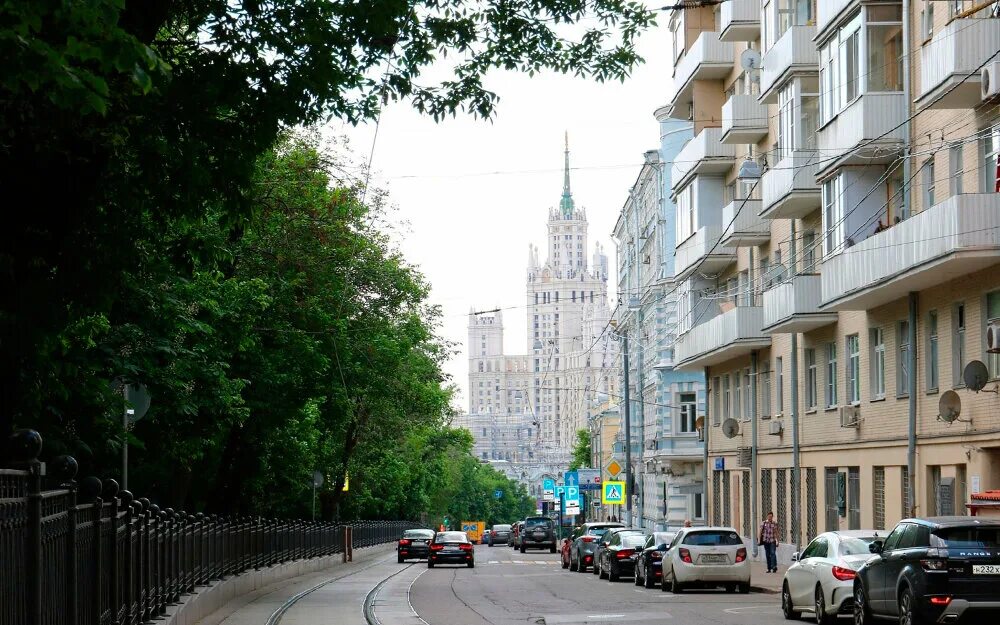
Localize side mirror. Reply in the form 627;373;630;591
869;540;884;554
657;544;669;551
790;552;799;562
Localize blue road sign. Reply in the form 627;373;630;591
494;489;503;499
564;471;579;487
542;478;555;493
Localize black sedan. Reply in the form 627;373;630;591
428;531;476;568
634;531;675;588
397;528;435;563
593;528;645;578
600;530;650;582
488;524;512;546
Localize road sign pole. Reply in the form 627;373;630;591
622;334;633;527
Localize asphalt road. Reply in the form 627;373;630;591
406;544;799;625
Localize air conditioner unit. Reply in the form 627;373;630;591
644;439;657;451
737;446;752;468
768;420;783;436
982;62;1000;101
840;405;861;428
987;318;1000;353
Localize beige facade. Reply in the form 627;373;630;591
666;0;1000;561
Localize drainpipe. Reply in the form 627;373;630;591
790;333;801;553
750;349;759;558
901;0;912;218
907;292;918;515
623;334;633;526
703;366;710;526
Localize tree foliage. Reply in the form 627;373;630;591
569;428;591;470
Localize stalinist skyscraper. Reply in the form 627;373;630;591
456;135;616;490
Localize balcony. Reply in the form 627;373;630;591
762;275;837;334
917;19;1000;112
817;0;854;40
675;226;737;282
671;128;736;190
665;32;734;119
816;93;906;176
721;94;768;144
720;199;769;248
674;306;770;370
760;150;822;219
821;194;1000;311
760;26;818;102
720;0;761;42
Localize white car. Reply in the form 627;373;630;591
661;526;750;594
781;530;882;624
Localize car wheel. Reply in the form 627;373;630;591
468;561;475;568
815;585;835;625
726;583;736;593
898;587;924;625
644;566;655;589
608;564;618;582
670;568;683;594
599;560;608;579
569;554;578;571
593;558;600;575
634;565;643;586
428;561;434;569
550;544;557;554
782;582;801;620
398;555;404;563
854;582;872;625
520;545;525;554
738;583;750;594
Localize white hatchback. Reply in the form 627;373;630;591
662;526;750;593
781;530;882;624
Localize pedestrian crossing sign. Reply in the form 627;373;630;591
601;480;626;504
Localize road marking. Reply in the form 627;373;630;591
488;560;499;564
586;615;625;619
534;561;547;564
405;567;432;625
723;605;776;614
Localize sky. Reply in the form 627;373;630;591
330;23;673;412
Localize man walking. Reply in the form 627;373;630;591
759;511;778;573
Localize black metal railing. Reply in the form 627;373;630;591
0;430;414;625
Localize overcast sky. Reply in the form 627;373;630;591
330;24;672;412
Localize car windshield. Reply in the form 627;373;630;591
493;524;511;532
403;530;434;539
932;527;1000;549
682;530;743;546
839;536;878;556
622;535;648;548
587;526;619;536
525;518;552;528
435;532;468;543
652;532;675;547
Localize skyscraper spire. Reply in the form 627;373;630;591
560;131;575;217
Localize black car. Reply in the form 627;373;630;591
593;528;645;577
428;531;476;568
397;528;435;563
854;516;1000;625
568;522;625;572
488;524;512;546
600;530;650;582
520;516;557;553
634;531;676;588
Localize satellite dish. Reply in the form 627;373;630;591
964;360;990;392
740;49;762;72
721;418;740;439
938;390;962;423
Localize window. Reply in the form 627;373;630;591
898;320;911;396
712;377;721;425
744;367;752;419
679;392;697;433
827;343;838;407
870;327;886;400
819;11;861;122
676;184;694;241
983;123;1000;193
723;375;731;419
734;371;742;420
924;158;936;209
669;12;685;64
988;291;1000;378
761;362;772;418
806;349;818;409
778;84;795;161
776;357;784;414
927;311;939;392
950;144;964;197
953;303;966;386
921;0;934;40
847;334;861;404
802;231;817;273
823;174;845;255
866;6;903;93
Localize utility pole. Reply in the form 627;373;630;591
622;334;633;527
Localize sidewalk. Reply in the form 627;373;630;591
749;560;786;594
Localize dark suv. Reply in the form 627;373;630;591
520;516;557;553
854;516;1000;625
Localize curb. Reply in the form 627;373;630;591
751;585;781;594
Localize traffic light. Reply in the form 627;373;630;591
443;516;450;528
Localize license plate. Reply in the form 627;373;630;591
701;554;727;563
444;547;460;552
973;564;1000;575
534;533;546;539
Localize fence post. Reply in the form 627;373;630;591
26;449;44;625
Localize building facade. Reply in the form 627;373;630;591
665;0;1000;563
457;137;617;489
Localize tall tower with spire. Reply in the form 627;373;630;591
560;131;574;218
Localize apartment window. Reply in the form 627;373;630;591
723;375;731;419
744;367;752;419
847;334;861;404
713;377;722;425
759;255;771;290
571;290;576;302
898;320;911;396
982;123;1000;193
924;158;936;209
866;6;903;93
669;12;685;64
953;303;967;386
870;327;886;400
676;184;694;241
950;144;964;197
987;291;1000;378
776;357;784;414
761;362;772;418
679;392;697;433
819;11;861;122
927;311;940;392
823;174;845;256
921;0;934;40
827;343;838;408
778;84;795;161
806;349;818;409
734;371;742;420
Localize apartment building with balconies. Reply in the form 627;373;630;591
667;0;1000;563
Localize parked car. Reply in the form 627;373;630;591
600;530;651;582
780;530;882;623
488;524;511;546
568;522;625;572
520;516;557;553
428;531;475;568
661;526;750;594
397;528;436;563
593;528;645;577
510;521;524;548
853;516;1000;625
634;531;676;588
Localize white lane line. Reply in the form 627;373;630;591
534;561;547;565
406;567;432;625
488;560;500;564
723;605;777;614
586;615;625;619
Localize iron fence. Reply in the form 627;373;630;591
0;430;415;625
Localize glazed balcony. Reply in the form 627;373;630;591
760;150;821;219
674;306;770;370
817;0;854;40
760;25;818;102
721;94;769;144
762;275;837;334
720;0;762;42
816;93;906;176
720;199;768;248
670;128;736;190
916;19;1000;111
